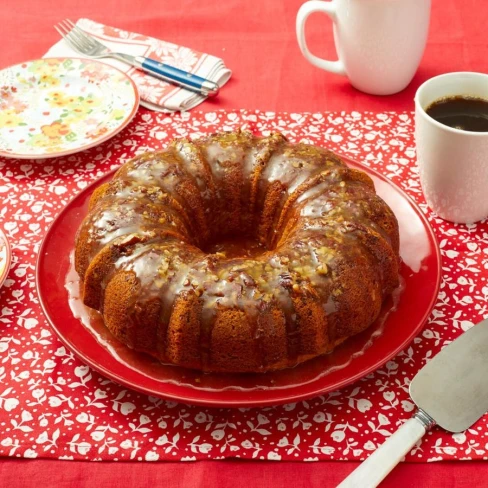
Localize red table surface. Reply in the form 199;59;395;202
2;0;488;486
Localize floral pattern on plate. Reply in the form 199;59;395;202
0;58;139;159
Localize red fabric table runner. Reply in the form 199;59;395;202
0;109;486;464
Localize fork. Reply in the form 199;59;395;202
55;20;219;97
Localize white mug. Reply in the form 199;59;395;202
296;0;431;95
415;72;488;224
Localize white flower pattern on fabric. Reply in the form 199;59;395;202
0;110;485;462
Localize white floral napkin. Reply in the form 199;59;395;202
44;18;232;112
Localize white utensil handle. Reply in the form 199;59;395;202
337;417;426;488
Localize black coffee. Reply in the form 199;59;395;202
425;96;488;132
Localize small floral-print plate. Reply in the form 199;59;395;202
0;229;11;290
0;58;139;159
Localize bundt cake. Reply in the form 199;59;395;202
75;131;400;373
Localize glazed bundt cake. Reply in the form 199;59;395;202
75;131;400;373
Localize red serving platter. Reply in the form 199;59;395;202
37;158;441;407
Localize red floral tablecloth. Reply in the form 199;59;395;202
0;110;486;463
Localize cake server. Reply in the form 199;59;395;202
338;317;488;488
55;20;220;97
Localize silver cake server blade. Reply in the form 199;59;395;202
338;317;488;488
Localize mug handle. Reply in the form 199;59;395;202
296;0;346;75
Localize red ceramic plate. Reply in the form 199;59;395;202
37;158;441;407
0;229;11;289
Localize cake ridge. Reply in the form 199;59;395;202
173;138;218;225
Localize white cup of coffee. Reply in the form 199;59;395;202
415;72;488;224
296;0;431;95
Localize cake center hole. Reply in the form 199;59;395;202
204;236;267;259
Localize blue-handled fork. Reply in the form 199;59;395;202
55;20;219;97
